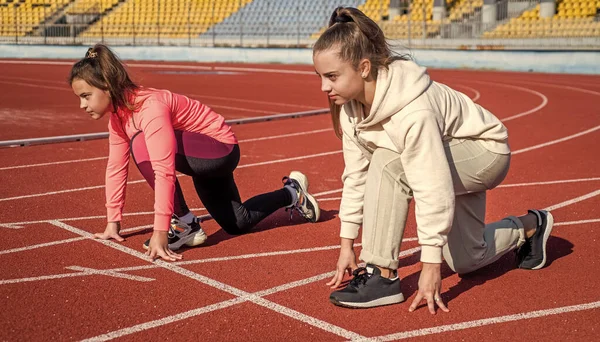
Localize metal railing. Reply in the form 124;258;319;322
0;0;598;49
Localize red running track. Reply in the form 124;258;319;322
0;60;599;341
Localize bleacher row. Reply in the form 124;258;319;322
0;0;598;39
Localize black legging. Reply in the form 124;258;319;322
130;130;293;235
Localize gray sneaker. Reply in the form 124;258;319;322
283;171;320;223
142;215;207;251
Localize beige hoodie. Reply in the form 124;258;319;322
338;59;509;264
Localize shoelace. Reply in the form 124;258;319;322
282;176;312;220
348;267;371;287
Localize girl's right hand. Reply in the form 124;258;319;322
94;221;125;242
326;238;358;289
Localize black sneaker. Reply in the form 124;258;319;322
283;171;320;223
517;209;554;270
142;215;206;251
329;264;405;308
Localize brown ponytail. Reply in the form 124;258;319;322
313;7;410;139
68;44;139;113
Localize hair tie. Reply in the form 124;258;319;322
86;48;98;59
334;15;353;23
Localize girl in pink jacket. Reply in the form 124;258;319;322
69;44;320;261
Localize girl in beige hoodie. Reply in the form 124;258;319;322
313;7;554;312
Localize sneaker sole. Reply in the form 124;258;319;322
289;171;320;223
185;231;207;247
330;293;405;309
532;210;554;270
141;230;204;251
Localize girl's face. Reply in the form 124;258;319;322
71;78;112;120
313;48;366;106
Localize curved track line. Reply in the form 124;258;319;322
453;80;549;122
512;125;600;155
509;80;600;97
453;84;481;102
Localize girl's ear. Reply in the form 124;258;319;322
359;58;371;79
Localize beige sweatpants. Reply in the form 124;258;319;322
359;138;526;274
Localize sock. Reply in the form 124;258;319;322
284;184;298;206
179;211;195;224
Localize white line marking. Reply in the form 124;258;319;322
313;189;343;197
81;247;423;340
0;129;332;171
187;93;320;110
554;218;600;226
48;220;366;340
0;60;316;75
0;79;70;92
3;175;600;227
0;237;86;255
81;297;248;341
238;128;332;143
0;150;342;201
208;104;277;114
544;189;600;211
454;84;481;102
448;79;548;122
368;301;600;341
236;150;341;169
65;266;154;282
0;239;420;283
319;197;342;202
312;177;600;200
0;270;91;285
497;177;600;188
0;156;108;171
512;125;600;155
510;80;600;96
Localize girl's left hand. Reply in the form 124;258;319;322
408;262;450;314
145;231;183;262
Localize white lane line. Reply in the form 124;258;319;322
3;175;600;228
0;60;316;75
509;80;600;97
512;125;600;155
238;128;332;143
0;156;108;171
367;301;600;341
0;270;91;285
0;237;86;255
81;246;423;341
237;150;341;169
81;297;248;341
497;177;600;188
0;128;333;171
453;84;481;102
0;79;70;92
319;197;342;202
209;104;277;114
48;220;366;341
554;218;600;226
186;93;321;110
65;266;154;282
0;150;343;202
0;239;421;283
312;176;600;200
446;79;548;122
544;189;600;211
